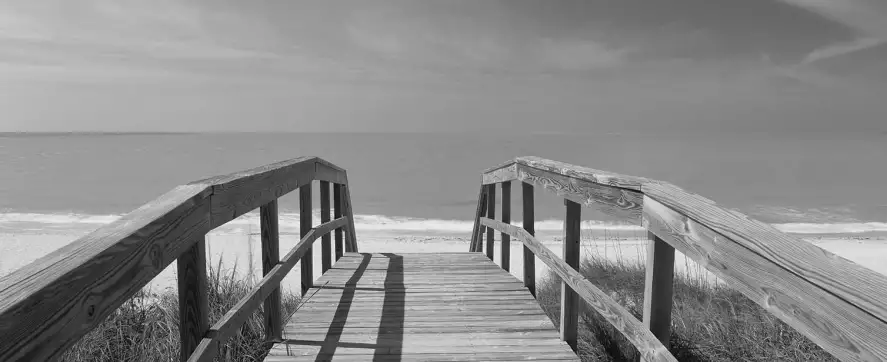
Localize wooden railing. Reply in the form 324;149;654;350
0;156;359;361
471;156;887;362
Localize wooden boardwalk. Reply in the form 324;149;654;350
265;253;579;361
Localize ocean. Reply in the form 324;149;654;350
1;131;886;237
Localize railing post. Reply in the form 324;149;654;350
260;199;282;341
643;231;675;346
485;183;496;261
177;236;208;361
320;181;332;273
300;183;313;296
501;181;511;271
522;183;536;297
341;182;359;253
469;185;487;253
333;184;344;260
561;199;581;351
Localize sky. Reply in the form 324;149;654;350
0;0;885;133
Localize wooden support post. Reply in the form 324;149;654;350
561;199;581;351
501;181;511;271
320;181;332;274
260;199;282;341
177;236;208;361
485;184;496;261
522;183;536;297
469;185;487;253
341;182;359;253
300;183;313;296
333;184;344;261
643;231;676;346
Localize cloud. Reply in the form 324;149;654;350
802;37;884;64
778;0;887;61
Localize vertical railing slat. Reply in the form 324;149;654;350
333;184;344;260
469;185;488;253
260;199;282;341
643;231;676;346
320;181;332;274
341;182;359;253
501;181;511;271
177;236;208;362
522;183;536;297
485;184;496;261
300;183;313;296
561;199;581;351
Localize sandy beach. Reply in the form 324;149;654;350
2;227;885;297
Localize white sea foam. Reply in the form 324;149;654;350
0;212;884;235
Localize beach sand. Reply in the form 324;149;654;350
1;230;885;297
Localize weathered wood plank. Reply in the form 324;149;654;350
341;178;359;253
481;218;676;362
320;181;332;274
523;182;536;297
260;199;282;342
516;164;643;222
486;184;496;260
300;184;313;296
515;156;650;191
469;185;488;253
314;159;347;184
643;195;887;361
177;236;209;362
188;217;347;362
501;181;511;272
482;163;518;185
560;200;580;351
201;156;315;229
642;231;674;346
334;184;344;261
0;184;212;362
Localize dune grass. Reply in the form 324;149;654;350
535;235;839;362
61;259;300;362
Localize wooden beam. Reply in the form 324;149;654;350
260;199;282;341
0;184;212;362
300;184;313;296
643;194;887;360
320;181;332;274
642;231;674;346
482;163;518;185
485;184;496;261
177;236;209;362
341;179;359;253
333;184;344;261
480;218;676;362
561;200;581;351
188;217;347;362
522;182;536;297
469;185;488;253
314;159;347;184
500;181;511;272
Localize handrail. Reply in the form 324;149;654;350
473;156;887;362
481;218;676;362
0;156;359;361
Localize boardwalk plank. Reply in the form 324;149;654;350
266;253;577;361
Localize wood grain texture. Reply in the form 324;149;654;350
334;184;344;261
515;157;651;191
516;164;643;222
267;253;577;362
469;185;488;253
320;181;332;274
177;237;209;362
188;217;348;362
644;182;887;328
482;163;518;185
261;199;282;342
480;218;676;362
200;156;315;229
523;182;536;297
0;184;212;362
315;160;347;184
300;185;313;297
642;232;674;346
560;200;581;351
643;195;887;361
501;181;511;271
486;184;496;261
